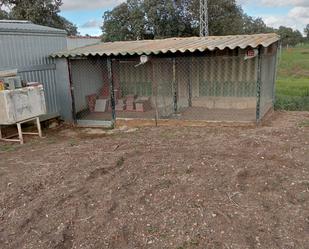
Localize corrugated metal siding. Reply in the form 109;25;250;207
67;37;101;50
0;20;67;34
0;31;67;118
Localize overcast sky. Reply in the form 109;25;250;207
60;0;309;36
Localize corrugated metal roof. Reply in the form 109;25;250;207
51;33;280;58
0;20;67;35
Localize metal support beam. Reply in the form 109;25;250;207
256;47;262;123
272;41;280;106
188;57;192;107
172;58;178;113
152;61;159;126
67;58;77;124
107;58;116;124
200;0;209;37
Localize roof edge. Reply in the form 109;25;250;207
51;33;280;58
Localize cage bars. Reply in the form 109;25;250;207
188;58;193;108
108;58;116;123
172;58;178;113
67;58;77;124
256;47;262;122
67;50;278;126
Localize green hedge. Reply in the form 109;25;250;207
275;95;309;111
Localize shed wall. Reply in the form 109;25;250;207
0;32;67;119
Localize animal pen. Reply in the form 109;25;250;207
52;33;280;127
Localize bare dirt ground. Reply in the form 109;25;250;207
0;111;308;249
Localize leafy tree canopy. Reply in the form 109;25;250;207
0;0;78;35
102;0;305;47
304;24;309;39
277;26;304;47
102;0;274;42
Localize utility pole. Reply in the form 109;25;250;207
199;0;209;37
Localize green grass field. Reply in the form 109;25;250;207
275;44;309;110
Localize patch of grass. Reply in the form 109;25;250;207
185;168;193;174
275;95;309;111
147;225;159;234
116;156;125;167
177;239;200;249
46;137;57;144
160;130;177;139
277;46;309;79
0;144;17;152
276;78;309;97
275;45;309;111
298;120;309;127
69;139;79;147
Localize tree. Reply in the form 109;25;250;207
189;0;245;35
102;0;146;41
102;0;305;46
277;26;304;47
242;15;274;34
51;15;78;36
0;9;8;19
0;1;9;19
101;0;272;42
304;24;309;40
102;0;193;41
0;0;78;35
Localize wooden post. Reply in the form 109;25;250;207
36;117;42;138
17;123;23;145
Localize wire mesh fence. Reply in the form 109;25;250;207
69;58;113;126
68;47;277;126
259;48;278;119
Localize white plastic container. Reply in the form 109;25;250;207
0;85;46;125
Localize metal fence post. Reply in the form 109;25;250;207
188;57;192;107
256;47;262;123
67;58;77;124
272;41;280;106
107;57;116;125
172;57;178;113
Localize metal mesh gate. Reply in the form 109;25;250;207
259;50;277;119
69;58;113;126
